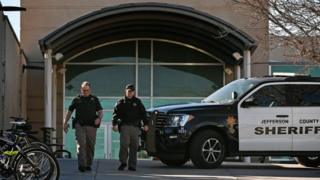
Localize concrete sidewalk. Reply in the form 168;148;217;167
59;159;320;180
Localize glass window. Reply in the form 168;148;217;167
138;65;151;96
66;65;135;96
154;41;220;64
70;41;135;63
288;85;320;106
138;41;151;63
99;98;120;110
154;65;223;97
203;79;258;104
271;65;320;77
249;85;287;107
140;98;151;109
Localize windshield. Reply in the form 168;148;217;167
202;79;258;104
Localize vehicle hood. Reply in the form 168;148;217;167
147;102;231;114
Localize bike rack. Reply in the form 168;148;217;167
40;127;72;159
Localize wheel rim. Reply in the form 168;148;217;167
16;150;58;180
201;138;222;163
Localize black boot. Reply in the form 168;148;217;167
118;163;127;171
78;166;86;172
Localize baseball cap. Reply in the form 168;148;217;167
125;84;135;91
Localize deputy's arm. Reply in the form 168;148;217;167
63;110;73;133
64;97;77;133
138;100;149;131
95;97;104;126
95;110;104;125
112;102;121;131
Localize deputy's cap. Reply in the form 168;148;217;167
125;84;135;91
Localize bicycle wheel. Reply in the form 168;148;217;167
29;142;53;153
13;148;60;180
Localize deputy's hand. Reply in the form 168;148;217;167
63;122;69;134
95;118;101;126
112;125;118;132
143;125;149;132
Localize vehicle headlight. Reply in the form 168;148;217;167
169;114;194;127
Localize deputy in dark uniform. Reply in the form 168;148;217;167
63;81;103;172
112;84;148;171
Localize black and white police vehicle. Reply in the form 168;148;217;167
144;76;320;169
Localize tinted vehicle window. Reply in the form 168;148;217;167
288;84;320;106
250;85;287;107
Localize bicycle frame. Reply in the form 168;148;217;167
0;134;38;174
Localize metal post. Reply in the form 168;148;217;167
135;40;139;96
61;65;67;146
150;40;154;108
104;122;112;159
52;65;57;147
44;49;53;128
243;50;251;78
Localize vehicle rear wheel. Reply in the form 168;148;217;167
296;156;320;167
189;130;226;169
159;157;189;167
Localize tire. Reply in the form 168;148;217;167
30;142;53;153
296;156;320;167
159;157;189;167
189;130;226;169
14;148;60;180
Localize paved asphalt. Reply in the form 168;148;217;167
58;159;320;180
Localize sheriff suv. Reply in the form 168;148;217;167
144;76;320;169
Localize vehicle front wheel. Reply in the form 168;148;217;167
296;156;320;167
159;157;189;167
189;130;226;169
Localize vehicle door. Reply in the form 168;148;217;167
238;83;292;151
290;83;320;151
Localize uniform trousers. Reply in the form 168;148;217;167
119;125;141;168
75;123;97;168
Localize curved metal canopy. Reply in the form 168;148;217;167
39;2;257;65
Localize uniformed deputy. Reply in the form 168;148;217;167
112;84;148;171
63;81;103;172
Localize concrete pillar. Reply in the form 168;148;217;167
236;65;241;79
0;16;5;129
60;66;67;146
44;49;53;128
243;50;251;78
243;50;251;163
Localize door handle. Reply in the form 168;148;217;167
276;115;289;118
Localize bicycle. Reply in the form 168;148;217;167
0;121;60;179
7;117;71;158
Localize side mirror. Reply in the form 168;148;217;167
241;97;255;108
231;91;238;100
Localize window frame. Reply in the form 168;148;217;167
239;82;320;109
286;84;320;107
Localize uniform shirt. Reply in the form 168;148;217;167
112;96;147;127
69;94;103;127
